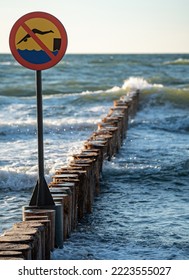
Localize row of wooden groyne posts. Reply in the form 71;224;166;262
0;90;140;260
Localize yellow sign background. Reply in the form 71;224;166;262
15;18;61;51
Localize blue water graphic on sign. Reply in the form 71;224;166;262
17;49;58;64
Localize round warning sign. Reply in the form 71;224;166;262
9;11;68;70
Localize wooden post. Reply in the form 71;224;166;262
0;243;32;260
12;221;47;259
55;169;87;220
51;177;79;226
23;217;51;259
49;187;72;239
0;235;34;259
22;208;55;251
3;228;42;260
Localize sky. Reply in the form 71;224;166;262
1;0;189;54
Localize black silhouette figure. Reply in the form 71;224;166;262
17;29;54;44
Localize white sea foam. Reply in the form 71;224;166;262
0;61;18;66
0;132;89;191
163;58;189;65
122;77;163;90
45;77;163;97
0;168;37;191
104;77;163;94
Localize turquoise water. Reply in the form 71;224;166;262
0;54;189;259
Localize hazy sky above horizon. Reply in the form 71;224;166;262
1;0;189;54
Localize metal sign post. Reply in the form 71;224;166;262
29;70;54;206
9;11;68;208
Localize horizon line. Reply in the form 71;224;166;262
1;51;189;55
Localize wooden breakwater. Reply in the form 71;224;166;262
0;90;139;260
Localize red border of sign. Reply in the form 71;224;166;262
9;11;68;70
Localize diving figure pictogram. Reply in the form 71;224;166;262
17;29;54;44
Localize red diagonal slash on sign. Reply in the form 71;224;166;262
21;22;55;60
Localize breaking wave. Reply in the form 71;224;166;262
163;58;189;65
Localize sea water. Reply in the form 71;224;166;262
0;54;189;259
